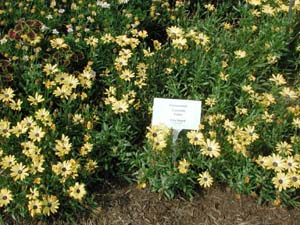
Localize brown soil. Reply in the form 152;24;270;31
95;182;300;225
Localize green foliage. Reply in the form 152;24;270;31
0;0;300;223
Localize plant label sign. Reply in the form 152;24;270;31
152;98;202;142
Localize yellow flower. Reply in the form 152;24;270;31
262;4;275;16
111;99;129;114
27;93;45;106
28;126;45;142
285;156;299;173
80;142;93;156
178;159;190;174
246;0;262;6
288;172;300;188
0;87;15;103
0;119;11;138
0;155;16;170
272;172;290;192
10;162;29;181
172;37;188;49
11;121;28;137
166;26;184;39
0;188;13;207
204;4;215;11
28;199;42;217
50;38;68;49
244;125;259;142
198;171;213;188
55;134;72;158
200;138;221;158
84;159;98;173
146;124;170;142
186;130;204;145
152;136;167;151
85;36;98;47
280;87;298;100
223;119;235;131
275;141;293;156
269;73;286;86
9;99;22;111
234;50;247;59
26;187;39;200
42;195;60;216
119;69;135;81
68;182;86;201
205;97;216;107
265;154;286;172
52;160;72;178
53;85;73;99
101;33;114;43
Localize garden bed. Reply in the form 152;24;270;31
98;183;300;225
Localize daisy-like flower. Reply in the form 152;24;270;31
11;121;27;137
9;99;22;111
52;160;73;179
204;3;215;11
80;142;93;156
280;87;298;100
152;136;167;151
0;119;11;138
119;69;135;81
68;182;86;201
10;162;29;181
293;118;300;128
0;87;15;103
0;188;13;207
255;155;269;169
26;187;39;200
43;63;59;76
234;50;247;59
272;172;290;192
223;119;235;131
27;93;45;106
50;38;68;49
85;36;98;48
244;125;259;142
42;195;60;216
200;138;221;158
265;154;286;172
55;134;72;158
84;159;98;173
111;99;129;114
269;73;287;86
205;97;216;107
262;4;275;16
28;126;45;142
246;0;262;6
198;171;214;188
275;141;293;156
53;85;73;99
0;155;16;170
186;130;204;145
28;199;42;217
178;159;190;174
288;173;300;188
166;26;184;39
285;156;299;173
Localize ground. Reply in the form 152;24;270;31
92;181;300;225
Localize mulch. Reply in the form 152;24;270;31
95;182;300;225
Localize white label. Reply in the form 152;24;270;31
151;98;202;130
